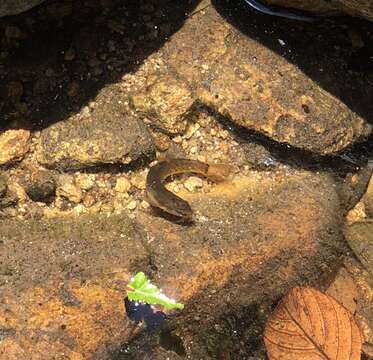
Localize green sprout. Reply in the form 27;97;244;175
127;272;184;310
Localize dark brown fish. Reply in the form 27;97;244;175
146;159;232;219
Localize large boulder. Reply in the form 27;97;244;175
0;170;346;359
130;5;371;155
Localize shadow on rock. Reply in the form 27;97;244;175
0;0;200;130
213;0;373;124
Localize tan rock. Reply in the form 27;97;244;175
343;258;373;358
75;173;95;191
131;75;194;134
0;129;30;165
344;219;373;275
36;85;154;171
363;171;373;217
0;214;148;359
133;6;371;155
115;177;131;193
57;175;82;203
184;176;204;192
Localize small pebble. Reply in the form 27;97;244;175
83;193;96;207
127;200;137;210
130;173;146;190
172;136;183;144
184;177;203;192
64;48;76;61
141;200;150;209
115;177;131;193
58;175;82;203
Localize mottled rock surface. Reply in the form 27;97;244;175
0;214;149;360
0;170;345;359
0;129;30;165
37;85;154;170
131;6;371;155
131;75;194;134
0;0;45;17
344;219;373;275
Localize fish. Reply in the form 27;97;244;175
146;159;232;219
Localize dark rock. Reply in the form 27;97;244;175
0;175;7;198
0;190;18;209
36;85;155;171
264;0;373;22
24;170;56;202
0;0;45;17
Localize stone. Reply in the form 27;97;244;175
0;129;30;165
326;267;358;314
126;200;137;210
130;172;146;190
0;185;18;209
0;0;45;17
183;176;204;192
133;6;371;155
131;75;194;134
264;0;373;22
0;168;345;359
115;177;131;193
36;85;155;171
75;173;95;191
23;170;56;202
57;175;82;203
343;258;373;359
344;219;373;275
0;175;7;197
132;170;345;358
363;169;373;217
0;214;148;359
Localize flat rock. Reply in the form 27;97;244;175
131;6;371;154
135;171;345;358
0;214;149;359
0;129;30;166
0;0;45;17
344;219;373;275
0;169;345;359
36;85;154;171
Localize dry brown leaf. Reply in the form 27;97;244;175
264;287;362;360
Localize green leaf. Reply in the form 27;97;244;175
127;272;184;310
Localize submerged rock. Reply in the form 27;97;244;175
0;214;149;359
36;85;155;171
132;5;371;155
264;0;373;22
0;0;45;17
135;170;345;358
23;170;56;202
131;75;194;134
344;219;373;275
0;169;345;359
